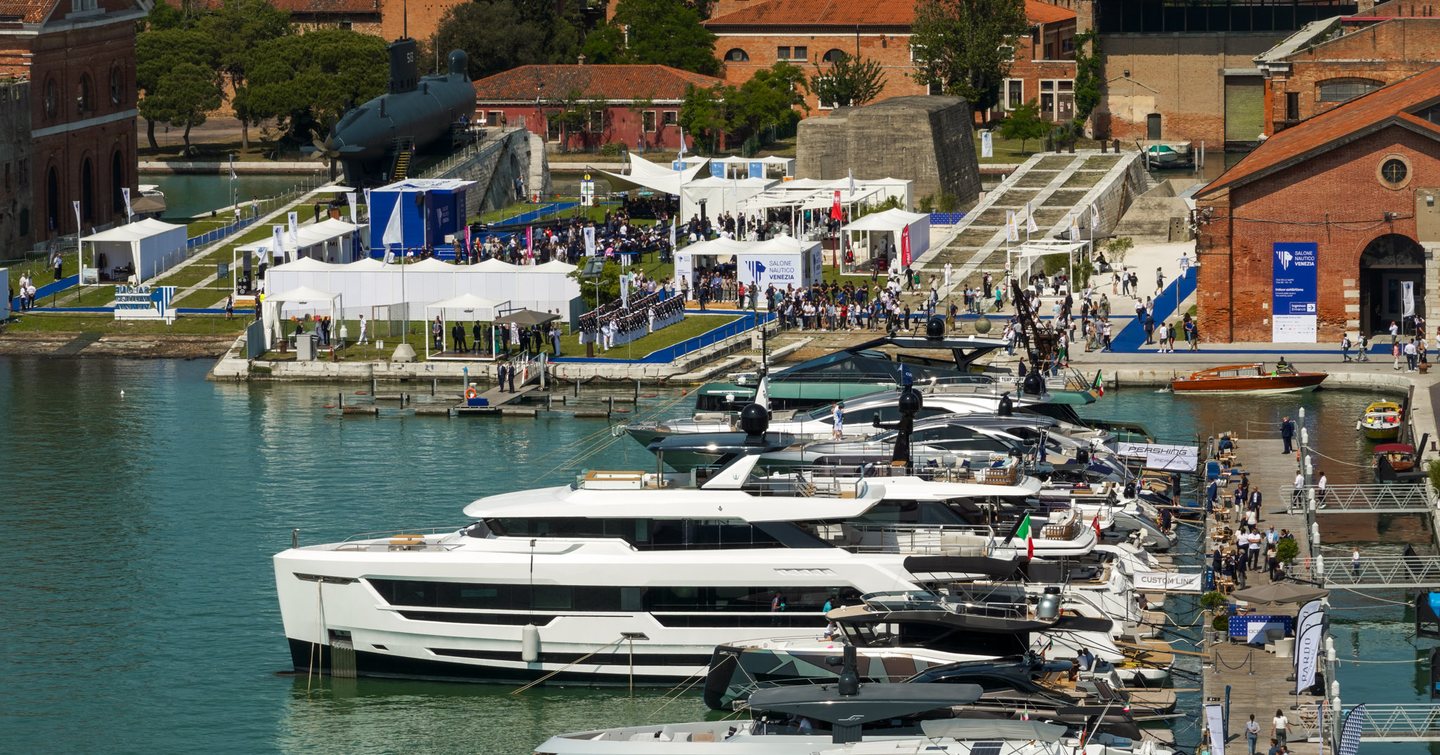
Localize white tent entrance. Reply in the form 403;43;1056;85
1006;239;1091;295
81;218;188;284
841;209;930;274
424;293;508;361
262;285;342;356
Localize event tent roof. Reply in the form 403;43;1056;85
267;285;340;304
842;208;930;232
495;308;560;327
427;293;504;320
83;217;185;242
598;152;710;195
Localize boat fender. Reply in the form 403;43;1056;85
521;623;541;663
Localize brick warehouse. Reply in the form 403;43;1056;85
1194;66;1440;343
1256;9;1440;135
0;0;144;247
703;0;1077;118
473;64;721;152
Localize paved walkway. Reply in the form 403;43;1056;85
1202;438;1322;754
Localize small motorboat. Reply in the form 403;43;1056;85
1170;362;1327;394
1359;400;1403;441
1373;443;1425;483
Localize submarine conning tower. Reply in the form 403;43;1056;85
389;38;418;95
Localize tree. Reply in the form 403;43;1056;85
551;89;606;151
136;24;220;150
724;62;805;150
910;0;1029;113
586;0;719;75
246;30;388;144
197;0;292;152
679;83;727;153
999;100;1047;153
434;0;580;80
807;52;886;109
1072;30;1103;133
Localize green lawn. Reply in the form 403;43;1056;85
3;312;249;335
974;133;1108;164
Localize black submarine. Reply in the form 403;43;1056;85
312;38;477;186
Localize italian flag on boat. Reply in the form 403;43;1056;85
1092;370;1105;397
1015;513;1034;559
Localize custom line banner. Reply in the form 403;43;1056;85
1134;571;1203;593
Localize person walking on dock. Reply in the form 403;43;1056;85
1280;416;1295;454
1341;333;1352;362
1245;714;1260;754
1272;710;1289;747
356;314;368;345
1317;470;1328;507
496;363;507;393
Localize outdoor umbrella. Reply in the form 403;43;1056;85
1230;583;1329;606
495;309;560;328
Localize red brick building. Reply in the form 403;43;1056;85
1256;9;1440;135
472;64;721;152
1194;66;1440;343
0;0;143;246
703;0;1077;118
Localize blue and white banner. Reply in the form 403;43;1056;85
1273;241;1318;342
1295;616;1324;694
1339;704;1366;755
1204;703;1226;753
113;284;176;322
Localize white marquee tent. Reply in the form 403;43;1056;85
235;218;367;268
680;177;776;221
265;257;581;321
81;218;188;284
1006;239;1091;289
842;209;931;269
675;235;822;293
598;152;710;196
423;293;508;359
261;285;342;349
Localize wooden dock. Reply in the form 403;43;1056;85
1202;437;1322;754
455;385;539;415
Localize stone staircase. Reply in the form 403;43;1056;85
918;151;1133;292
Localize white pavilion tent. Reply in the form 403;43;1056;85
424;293;508;360
841;209;931;270
81;218;187;284
680;177;776;221
597;152;709;196
264;257;581;322
674;235;822;292
1006;239;1092;290
235;218;366;269
261;285;342;349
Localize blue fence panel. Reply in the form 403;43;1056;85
10;273;80;310
929;212;966;225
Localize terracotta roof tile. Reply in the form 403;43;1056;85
1198;65;1440;196
0;0;56;23
473;64;725;102
162;0;377;14
706;0;1071;27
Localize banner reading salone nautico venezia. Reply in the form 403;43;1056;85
1273;241;1318;342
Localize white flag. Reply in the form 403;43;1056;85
1090;205;1100;231
72;200;81;234
620;272;631;308
271;225;285;257
381;195;404;248
1403;280;1416;317
362;187;372;222
1005;210;1019;243
847;168;856;194
583;225;596;257
346;192;358;225
228;157;238;181
1070;214;1082;240
1025;201;1038;234
754;377;769;409
981;130;994;158
286;211;299;251
121;187;132;221
669;218;677;250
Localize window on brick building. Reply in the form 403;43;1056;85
1003;79;1023;111
1285;92;1299;122
1039;79;1073;120
998;44;1015;62
109;66;123;106
71;0;96;11
663;110;678;126
1381;158;1408;187
76;74;91;114
777;46;807;61
488;110;503;126
1318;77;1382;103
725;48;749;62
1418;104;1440;125
42;77;57;120
822;49;846;63
642;111;656;133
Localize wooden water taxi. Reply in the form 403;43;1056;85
1359;400;1403;441
1170;362;1328;394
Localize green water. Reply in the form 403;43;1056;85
0;360;1429;753
143;174;319;221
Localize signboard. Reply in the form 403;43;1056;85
748;160;764;179
1133;570;1203;593
1272;241;1318;343
1116;442;1198;471
113;285;176;322
981;130;994;159
580;174;595;207
1295;616;1324;693
738;252;817;290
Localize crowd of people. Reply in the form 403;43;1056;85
458;208;675;266
9;271;40;310
577;270;685;350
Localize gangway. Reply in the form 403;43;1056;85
1282;483;1433;515
1285;553;1440;589
457;352;546;415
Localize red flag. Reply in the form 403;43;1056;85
830;190;843;221
1092;514;1102;538
1027;535;1034;560
900;225;912;267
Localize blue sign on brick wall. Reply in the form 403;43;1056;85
1272;241;1318;342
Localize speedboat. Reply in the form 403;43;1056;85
1358;400;1403;441
1373;442;1425;483
537;647;1176;754
1170;362;1327;394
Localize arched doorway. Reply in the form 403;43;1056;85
111;150;125;214
46;166;59;233
80;157;94;225
1359;233;1424;336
